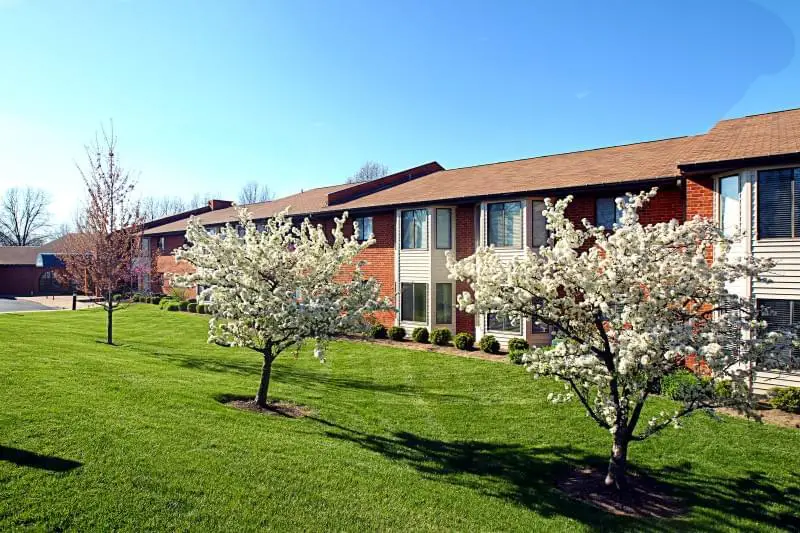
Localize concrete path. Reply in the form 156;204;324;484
0;295;98;313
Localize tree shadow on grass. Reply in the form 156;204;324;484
314;419;800;531
0;445;81;472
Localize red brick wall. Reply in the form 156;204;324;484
564;184;684;227
153;235;196;296
686;176;713;219
327;211;397;328
455;205;476;335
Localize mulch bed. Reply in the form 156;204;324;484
718;405;800;430
556;468;686;518
224;399;313;418
346;336;508;363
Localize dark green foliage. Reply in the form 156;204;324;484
411;327;429;343
507;338;529;354
661;369;705;401
479;335;500;354
508;351;524;365
150;296;161;305
369;324;387;339
388;326;406;341
453;332;474;351
179;301;190;311
197;304;208;314
187;303;198;313
165;302;181;312
188;298;197;304
429;328;452;346
159;298;174;310
769;387;800;413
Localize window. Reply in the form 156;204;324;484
355;217;373;241
237;225;245;237
758;299;800;360
487;201;522;247
532;200;548;247
435;209;452;249
401;209;428;249
596;197;623;228
487;312;520;333
256;222;266;232
435;283;452;324
401;282;427;322
157;237;166;250
758;168;800;238
719;175;741;238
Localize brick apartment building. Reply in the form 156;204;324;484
16;106;799;389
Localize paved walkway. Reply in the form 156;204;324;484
0;295;98;313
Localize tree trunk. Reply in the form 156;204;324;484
255;345;274;408
106;290;113;345
604;430;630;491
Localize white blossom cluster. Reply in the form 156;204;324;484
174;207;392;362
448;188;798;441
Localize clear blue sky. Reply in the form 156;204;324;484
0;0;798;223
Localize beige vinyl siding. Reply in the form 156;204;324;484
748;166;800;390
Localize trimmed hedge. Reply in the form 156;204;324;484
388;326;406;341
179;300;190;311
661;369;702;401
411;327;429;343
479;335;500;354
151;296;161;305
430;328;452;346
369;324;387;339
454;332;474;351
507;337;529;354
197;304;208;314
187;303;198;313
165;302;181;312
770;386;800;413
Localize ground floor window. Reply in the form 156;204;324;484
487;312;520;333
401;282;427;322
38;270;66;293
758;299;800;359
435;283;452;324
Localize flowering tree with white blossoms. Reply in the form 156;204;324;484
448;189;798;491
175;208;391;408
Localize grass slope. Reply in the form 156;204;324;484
0;305;798;531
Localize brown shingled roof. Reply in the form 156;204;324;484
681;107;800;166
0;235;74;266
143;183;353;235
320;136;696;212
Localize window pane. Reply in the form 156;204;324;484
488;203;503;246
719;176;741;238
487;312;520;333
364;217;373;240
506;202;522;247
415;210;428;249
532;200;548;248
435;283;452;324
401;283;413;321
436;209;452;249
596;198;616;228
401;211;414;249
413;283;427;322
758;169;794;238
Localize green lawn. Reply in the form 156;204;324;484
0;306;798;531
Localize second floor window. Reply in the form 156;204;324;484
401;209;427;249
487;201;522;248
532;200;548;247
758;167;800;238
355;217;373;241
596;197;623;228
435;208;452;249
719;175;741;238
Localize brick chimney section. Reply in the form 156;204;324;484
208;199;234;210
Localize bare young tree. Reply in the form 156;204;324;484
0;187;51;246
238;182;274;205
346;161;389;183
59;125;147;344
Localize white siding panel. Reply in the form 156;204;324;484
753;370;800;395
